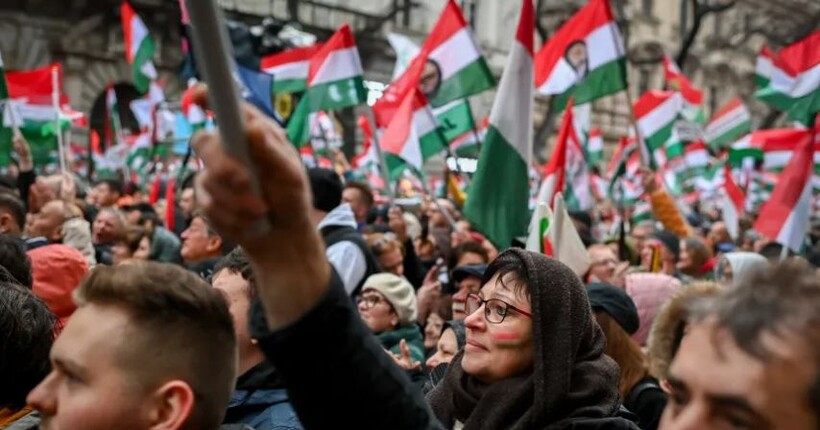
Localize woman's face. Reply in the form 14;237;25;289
424;313;445;349
426;328;458;369
133;236;151;260
462;273;534;383
357;289;398;333
111;242;132;265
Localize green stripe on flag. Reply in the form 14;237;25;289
430;60;495;108
787;89;820;126
645;122;676;151
708;121;751;149
435;100;475;142
420;129;447;160
552;59;627;112
304;76;367;112
273;78;307;95
132;38;156;94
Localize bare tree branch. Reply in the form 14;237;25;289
676;0;736;67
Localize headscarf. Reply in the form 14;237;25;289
717;252;769;287
426;249;621;429
625;273;681;346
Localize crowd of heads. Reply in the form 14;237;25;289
1;152;819;430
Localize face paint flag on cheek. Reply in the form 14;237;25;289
491;331;524;347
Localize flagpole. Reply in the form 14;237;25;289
365;106;395;200
52;66;66;175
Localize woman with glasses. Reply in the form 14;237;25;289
356;273;425;365
426;248;640;429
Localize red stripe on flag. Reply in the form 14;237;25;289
709;97;743;123
424;0;469;51
121;2;137;62
753;129;813;152
771;30;820;76
515;0;535;56
543;99;575;206
373;53;427;128
380;88;425;156
164;178;176;232
260;44;324;70
633;90;676;119
307;24;357;85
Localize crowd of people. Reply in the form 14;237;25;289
1;94;819;430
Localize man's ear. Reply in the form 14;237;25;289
206;235;223;254
0;213;11;234
148;380;195;430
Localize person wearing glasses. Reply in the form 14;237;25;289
356;273;425;365
426;249;640;429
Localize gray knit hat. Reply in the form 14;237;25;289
362;273;417;326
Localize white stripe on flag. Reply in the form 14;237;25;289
263;62;309;80
638;94;681;137
310;47;363;86
429;28;482;81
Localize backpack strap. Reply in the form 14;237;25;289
625;378;663;411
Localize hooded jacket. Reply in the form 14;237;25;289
427;249;639;430
28;244;89;327
625;273;681;346
718;252;768;287
318;204;378;296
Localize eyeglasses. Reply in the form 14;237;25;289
465;293;532;324
356;295;385;309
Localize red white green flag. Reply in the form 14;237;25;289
121;1;157;94
380;87;447;175
719;163;745;240
755;45;776;90
537;100;575;208
534;0;627;111
525;194;590;276
260;44;324;94
756;30;820;125
464;0;533;248
704;97;751;149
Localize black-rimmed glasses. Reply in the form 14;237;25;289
465;293;532;324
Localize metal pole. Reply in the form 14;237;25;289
365;106;395;200
52;66;66;175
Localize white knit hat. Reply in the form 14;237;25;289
362;273;417;326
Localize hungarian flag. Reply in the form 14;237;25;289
537;101;575;208
754;130;814;253
755;46;775;90
352;114;379;169
680;140;710;181
704;97;751;149
585;128;603;166
449;117;487;158
663;54;704;122
418;0;495;107
121;1;157;94
756;30;820;125
0;50;8;100
719;163;745;240
464;0;533;248
286;25;366;146
433;99;475;144
525;194;590;276
260;44;324;94
535;0;627;111
381;88;447;175
105;84;122;149
181;83;207;131
634;90;682;166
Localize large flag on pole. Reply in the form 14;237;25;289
464;0;533;248
753;130;813;253
537;100;574;208
755;30;820;125
379;87;446;175
286;25;367;146
704;97;751;149
534;0;627;111
260;44;324;94
121;1;157;94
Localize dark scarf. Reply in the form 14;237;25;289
427;249;621;430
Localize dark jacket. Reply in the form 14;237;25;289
150;226;183;264
250;269;442;430
186;256;221;280
624;377;666;430
224;361;303;430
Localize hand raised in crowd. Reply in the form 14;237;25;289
388;206;408;243
388;339;421;371
59;173;76;203
12;131;33;172
190;85;331;330
416;264;443;323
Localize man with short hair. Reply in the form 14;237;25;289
449;264;486;320
92;208;126;265
309;168;378;296
0;193;26;236
213;248;303;430
181;211;228;278
25;262;237;430
0;235;33;288
342;181;374;228
93;179;123;209
26;200;67;246
661;263;820;429
586;244;626;286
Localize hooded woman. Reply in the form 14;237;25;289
625;273;681;346
714;252;768;287
426;249;639;429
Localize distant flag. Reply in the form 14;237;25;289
662;54;704;123
719;163;745;241
526;194;591;276
704;97;751;149
586;128;604;166
121;1;157;94
234;62;278;121
449;117;487;158
386;33;421;81
434;99;476;146
755;30;820;125
534;0;627;111
380;87;446;176
754;130;814;253
538;100;575;208
464;0;533;248
260;44;324;94
755;45;775;90
634;90;683;168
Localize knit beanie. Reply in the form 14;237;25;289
362;273;417;326
307;168;342;213
586;282;640;335
653;230;681;260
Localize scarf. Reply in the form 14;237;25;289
427;249;621;429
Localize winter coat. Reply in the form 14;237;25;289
150;226;183;264
648;188;690;238
377;325;425;364
625;273;681;346
28;244;89;327
318;204;378;296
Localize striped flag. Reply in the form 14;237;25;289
449;117;487;158
526;195;590;276
756;30;820;125
121;1;157;94
535;0;627;111
260;44;324;94
754;130;814;252
663;54;704;123
287;25;366;146
719;163;745;240
755;45;775;90
704;97;751;149
464;0;533;248
634;90;683;166
586;128;604;166
379;87;446;175
538;100;575;208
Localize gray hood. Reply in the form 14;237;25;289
317;203;358;230
721;252;769;287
